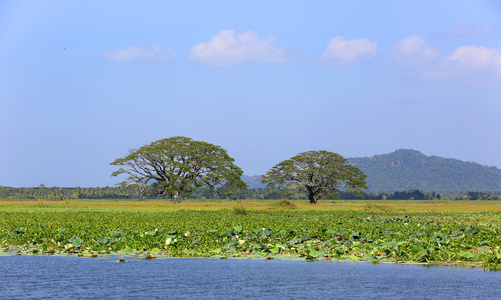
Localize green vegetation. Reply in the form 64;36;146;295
349;149;501;192
110;136;247;203
1;185;499;202
1;201;501;270
266;199;297;209
262;151;367;203
2;149;500;202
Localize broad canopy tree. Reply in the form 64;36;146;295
261;150;367;204
111;137;247;203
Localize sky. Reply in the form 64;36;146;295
1;1;500;187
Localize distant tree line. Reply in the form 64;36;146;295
186;187;500;201
0;186;137;200
1;185;499;201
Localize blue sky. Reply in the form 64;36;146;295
1;1;500;187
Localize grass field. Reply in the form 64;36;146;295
1;199;501;270
2;198;501;211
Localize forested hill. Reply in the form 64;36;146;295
348;149;501;192
242;175;266;189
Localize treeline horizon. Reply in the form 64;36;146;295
1;185;500;201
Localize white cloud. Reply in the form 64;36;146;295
188;30;289;66
389;35;501;88
433;45;501;87
321;36;378;66
446;45;501;71
103;45;175;62
391;35;441;65
405;45;501;88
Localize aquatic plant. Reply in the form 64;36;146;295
0;205;500;270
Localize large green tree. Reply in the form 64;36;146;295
261;150;367;203
110;136;247;203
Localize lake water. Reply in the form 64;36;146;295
1;256;500;299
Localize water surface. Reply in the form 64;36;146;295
1;256;500;299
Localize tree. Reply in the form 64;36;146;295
110;136;247;204
261;150;367;204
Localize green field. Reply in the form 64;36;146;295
1;199;501;270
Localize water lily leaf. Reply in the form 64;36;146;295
363;254;377;261
9;231;22;236
305;254;316;260
460;252;475;259
150;248;160;254
270;246;281;254
72;239;82;248
165;238;178;246
410;245;424;253
121;246;134;253
233;226;243;234
97;237;108;245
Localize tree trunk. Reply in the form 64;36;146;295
308;192;317;204
171;191;180;204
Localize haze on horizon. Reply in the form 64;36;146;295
1;1;500;187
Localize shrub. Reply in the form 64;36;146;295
233;203;248;215
266;199;297;209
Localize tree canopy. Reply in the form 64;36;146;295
110;136;247;203
261;150;367;203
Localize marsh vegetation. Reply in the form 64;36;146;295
1;199;501;270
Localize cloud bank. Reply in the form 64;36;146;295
391;35;501;87
188;30;289;66
321;36;378;66
440;24;501;39
103;45;176;62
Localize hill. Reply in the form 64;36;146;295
241;175;266;189
348;149;501;192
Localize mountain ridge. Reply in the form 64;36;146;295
348;149;501;192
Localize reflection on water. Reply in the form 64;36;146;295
1;256;500;299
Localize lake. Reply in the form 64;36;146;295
1;256;500;299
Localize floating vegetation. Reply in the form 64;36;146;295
1;205;501;270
